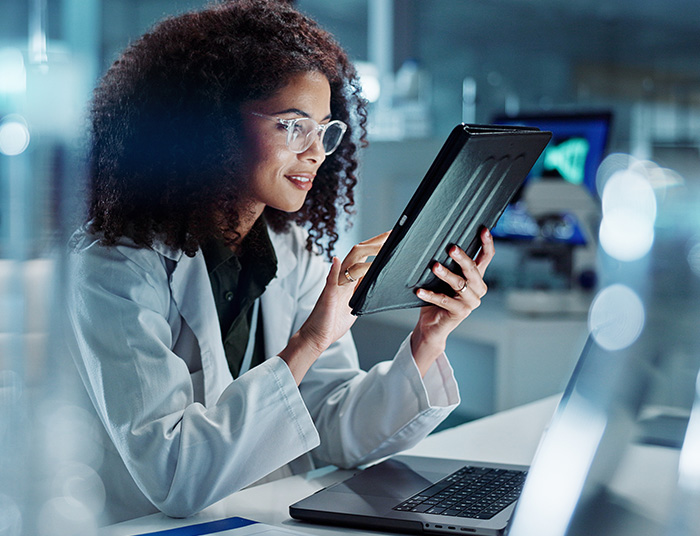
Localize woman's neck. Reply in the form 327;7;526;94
236;205;264;241
216;204;264;251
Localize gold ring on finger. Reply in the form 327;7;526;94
344;269;356;283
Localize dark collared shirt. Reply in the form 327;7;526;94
202;219;278;378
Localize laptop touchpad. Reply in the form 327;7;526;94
334;459;442;499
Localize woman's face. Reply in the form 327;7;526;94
239;71;332;218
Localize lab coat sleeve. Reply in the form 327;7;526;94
304;332;461;469
292;248;461;469
66;241;320;518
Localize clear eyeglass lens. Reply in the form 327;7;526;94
322;123;345;154
287;118;345;155
287;119;313;151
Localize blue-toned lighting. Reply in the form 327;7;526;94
588;284;645;351
0;48;27;94
0;116;30;156
599;168;656;262
355;61;381;103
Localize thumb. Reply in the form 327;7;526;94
327;256;341;286
316;256;341;307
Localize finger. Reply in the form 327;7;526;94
328;258;357;311
328;256;343;289
415;288;478;315
431;261;468;294
358;230;391;246
341;234;389;269
473;227;495;276
339;260;376;287
339;265;358;286
345;231;390;263
448;246;488;298
346;242;383;263
341;261;374;286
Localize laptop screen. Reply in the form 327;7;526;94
507;182;700;536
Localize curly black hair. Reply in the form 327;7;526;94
87;0;367;257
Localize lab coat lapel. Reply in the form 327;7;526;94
261;228;298;357
165;248;232;406
154;227;300;407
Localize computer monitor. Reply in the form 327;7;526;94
490;112;612;246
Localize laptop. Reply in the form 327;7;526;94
289;334;666;535
290;454;527;535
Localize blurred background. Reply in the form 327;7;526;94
1;0;699;534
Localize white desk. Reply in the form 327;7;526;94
100;397;558;536
101;395;681;536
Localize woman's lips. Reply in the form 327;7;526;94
286;174;315;191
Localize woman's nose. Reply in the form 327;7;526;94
300;133;326;163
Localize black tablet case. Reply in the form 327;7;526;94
349;123;552;316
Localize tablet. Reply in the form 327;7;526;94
349;123;551;316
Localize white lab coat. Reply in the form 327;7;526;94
66;223;460;524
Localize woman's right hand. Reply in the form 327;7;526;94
278;231;390;384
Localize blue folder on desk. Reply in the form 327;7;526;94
133;516;308;536
133;517;257;536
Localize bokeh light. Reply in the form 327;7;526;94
51;462;106;518
37;496;98;536
0;117;31;156
588;284;645;351
688;239;700;279
355;62;381;103
0;48;26;94
38;402;104;469
599;168;656;262
595;153;636;197
596;153;683;199
0;494;22;536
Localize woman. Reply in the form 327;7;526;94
66;0;494;524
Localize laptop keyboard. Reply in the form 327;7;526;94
393;466;527;520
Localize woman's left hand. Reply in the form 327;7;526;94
411;227;495;376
